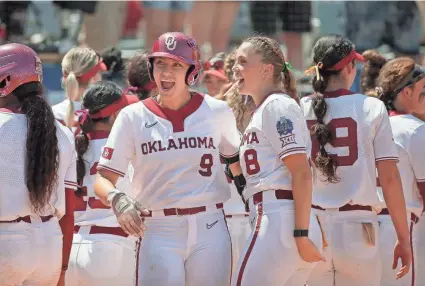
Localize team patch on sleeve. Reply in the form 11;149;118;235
102;147;114;160
276;117;296;147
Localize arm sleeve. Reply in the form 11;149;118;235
373;102;399;162
262;98;308;160
97;110;135;177
219;105;241;158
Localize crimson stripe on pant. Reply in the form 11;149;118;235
135;238;142;286
411;221;415;286
236;204;263;286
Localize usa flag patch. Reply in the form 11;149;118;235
102;147;114;160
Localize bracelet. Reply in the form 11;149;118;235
293;229;309;237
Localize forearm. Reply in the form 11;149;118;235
292;171;312;230
94;173;118;206
379;168;409;242
229;162;243;177
59;188;75;271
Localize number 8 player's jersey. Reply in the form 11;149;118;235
74;131;133;227
98;93;240;210
240;93;312;200
301;89;398;209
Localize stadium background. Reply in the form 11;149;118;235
6;1;424;105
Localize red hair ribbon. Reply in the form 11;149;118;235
75;109;90;125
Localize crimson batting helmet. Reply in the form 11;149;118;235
148;32;201;86
0;43;42;97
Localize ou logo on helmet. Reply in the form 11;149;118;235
165;36;177;51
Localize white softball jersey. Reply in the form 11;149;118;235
239;92;311;200
300;89;399;209
376;113;425;218
52;98;82;132
74;130;134;227
98;93;241;210
0;108;77;220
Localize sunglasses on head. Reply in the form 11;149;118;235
392;64;425;95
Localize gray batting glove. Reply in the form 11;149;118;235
108;189;150;237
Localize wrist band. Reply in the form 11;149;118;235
293;229;309;237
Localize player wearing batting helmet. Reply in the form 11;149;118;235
0;43;77;285
95;32;243;286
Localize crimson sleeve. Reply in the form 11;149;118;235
59;188;75;271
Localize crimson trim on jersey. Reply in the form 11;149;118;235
322;88;354;99
220;151;239;159
86;130;110;140
142;92;204;132
0;105;22;114
389;110;407;117
97;164;125;177
375;156;399;162
278;147;306;159
65;180;78;188
135;238;142;286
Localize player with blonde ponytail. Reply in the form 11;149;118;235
53;47;106;131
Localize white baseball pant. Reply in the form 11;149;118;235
231;191;323;286
306;209;381;286
66;225;137;286
225;214;251;273
137;208;231;286
378;212;418;286
0;216;62;286
413;213;425;286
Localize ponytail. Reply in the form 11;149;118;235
311;69;340;183
63;72;80;128
15;82;60;213
75;111;94;191
360;50;387;97
282;69;299;104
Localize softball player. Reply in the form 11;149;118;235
0;44;77;285
361;51;425;286
53;47;106;131
94;32;242;286
230;36;324;286
301;35;411;286
66;81;139;286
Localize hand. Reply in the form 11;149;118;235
393;239;411;279
111;193;150;237
57;270;65;286
295;237;326;263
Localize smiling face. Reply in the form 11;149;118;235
153;57;190;96
233;42;267;96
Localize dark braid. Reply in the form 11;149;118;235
310;35;355;183
14;82;60;213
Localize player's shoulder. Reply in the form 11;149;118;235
202;92;231;110
259;92;299;114
55;121;76;152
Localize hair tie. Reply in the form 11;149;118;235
375;87;384;98
282;61;294;73
304;62;324;81
75;109;90;125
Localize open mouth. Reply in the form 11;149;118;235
160;80;175;91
